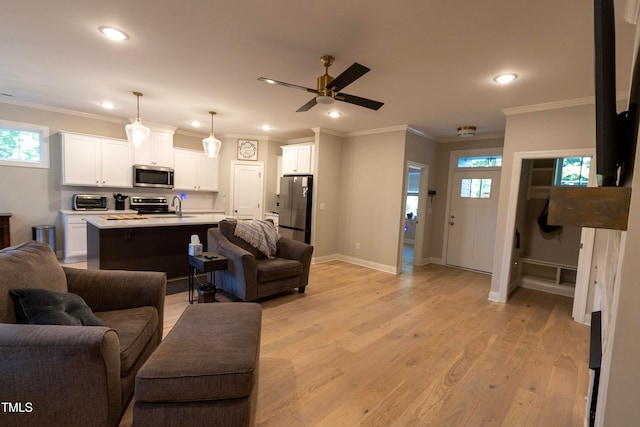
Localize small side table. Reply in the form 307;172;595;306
188;252;228;304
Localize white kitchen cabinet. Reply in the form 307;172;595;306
62;212;119;263
60;132;132;188
281;143;314;175
134;130;174;168
173;148;219;191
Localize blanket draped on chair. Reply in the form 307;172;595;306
234;219;279;257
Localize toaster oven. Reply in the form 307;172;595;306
72;194;108;210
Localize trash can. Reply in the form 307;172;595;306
198;285;216;303
32;225;56;252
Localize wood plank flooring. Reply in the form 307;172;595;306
120;261;590;427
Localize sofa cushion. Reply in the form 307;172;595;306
219;220;266;259
0;242;68;324
96;306;159;378
255;257;303;283
9;288;106;326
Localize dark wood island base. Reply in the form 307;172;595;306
87;222;219;279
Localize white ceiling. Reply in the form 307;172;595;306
0;0;636;141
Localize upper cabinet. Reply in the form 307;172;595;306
173;148;219;192
60;132;132;188
281;143;314;175
134;130;174;168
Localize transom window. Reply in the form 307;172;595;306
460;178;492;198
0;119;50;169
457;155;502;168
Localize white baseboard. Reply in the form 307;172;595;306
312;253;397;274
429;257;443;265
488;290;503;302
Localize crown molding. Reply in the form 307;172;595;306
311;127;346;137
0;98;127;124
436;132;505;144
503;92;629;116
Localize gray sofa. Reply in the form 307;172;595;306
207;219;313;301
0;241;166;427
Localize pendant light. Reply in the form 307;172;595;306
125;91;150;148
202;111;222;158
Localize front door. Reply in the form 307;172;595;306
446;170;501;273
232;163;263;219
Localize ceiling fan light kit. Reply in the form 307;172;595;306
202;111;222;158
457;126;477;137
258;55;384;112
125;91;151;148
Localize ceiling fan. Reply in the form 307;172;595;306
258;55;384;112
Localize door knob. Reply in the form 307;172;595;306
450;221;455;226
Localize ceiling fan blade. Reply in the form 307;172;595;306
296;98;318;112
258;77;316;93
325;63;370;92
336;93;384;110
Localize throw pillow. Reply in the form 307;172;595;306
9;288;105;326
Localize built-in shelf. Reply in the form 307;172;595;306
518;257;577;297
548;186;632;231
528;158;556;200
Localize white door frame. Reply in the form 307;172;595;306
230;161;264;218
495;148;595;323
401;161;429;268
442;147;503;266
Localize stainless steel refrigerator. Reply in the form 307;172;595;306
279;175;313;244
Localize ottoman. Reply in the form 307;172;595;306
133;303;262;427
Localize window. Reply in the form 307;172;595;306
554;156;590;187
460;178;492;198
457;155;502;168
0;120;50;168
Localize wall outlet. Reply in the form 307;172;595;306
355;242;360;250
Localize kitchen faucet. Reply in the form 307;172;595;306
171;195;182;217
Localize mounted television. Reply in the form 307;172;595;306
594;0;638;186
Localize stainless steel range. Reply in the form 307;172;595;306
130;197;170;215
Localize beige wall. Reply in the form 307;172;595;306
312;130;343;259
336;130;406;271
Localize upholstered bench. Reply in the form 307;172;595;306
133;303;262;427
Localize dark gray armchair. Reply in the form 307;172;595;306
207;219;313;301
0;241;166;427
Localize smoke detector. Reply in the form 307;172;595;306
457;126;476;137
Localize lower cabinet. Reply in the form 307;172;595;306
62;212;133;263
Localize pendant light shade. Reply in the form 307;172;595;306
202;111;222;158
125;92;150;148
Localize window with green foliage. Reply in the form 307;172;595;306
0;120;49;168
555;156;590;187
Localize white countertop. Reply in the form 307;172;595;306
60;209;138;215
84;213;229;229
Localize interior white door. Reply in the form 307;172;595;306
232;163;263;219
446;170;501;273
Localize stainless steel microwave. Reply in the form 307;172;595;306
133;165;174;189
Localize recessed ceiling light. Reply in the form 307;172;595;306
101;101;115;109
494;73;518;84
99;26;129;41
328;111;342;118
191;120;201;128
261;125;271;131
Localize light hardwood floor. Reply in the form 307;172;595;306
120;261;590;427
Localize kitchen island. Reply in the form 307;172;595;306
85;214;228;279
